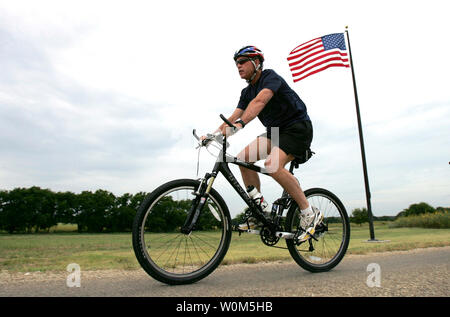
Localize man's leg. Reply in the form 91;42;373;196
266;146;323;241
236;137;272;230
236;136;271;192
264;146;309;210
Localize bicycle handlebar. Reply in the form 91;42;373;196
220;114;234;128
192;114;234;149
192;129;200;141
192;129;224;148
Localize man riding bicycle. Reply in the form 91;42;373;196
208;46;322;242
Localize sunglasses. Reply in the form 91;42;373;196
235;58;252;65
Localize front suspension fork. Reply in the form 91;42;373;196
180;174;216;234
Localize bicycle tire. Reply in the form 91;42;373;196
132;179;232;285
285;188;350;272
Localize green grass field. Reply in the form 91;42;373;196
0;222;449;272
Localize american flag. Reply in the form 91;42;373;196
288;33;350;83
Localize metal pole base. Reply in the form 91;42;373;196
363;239;391;243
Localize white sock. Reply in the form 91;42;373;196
301;205;313;217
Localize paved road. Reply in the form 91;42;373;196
1;247;449;297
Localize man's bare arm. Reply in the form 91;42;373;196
214;88;273;136
240;88;274;126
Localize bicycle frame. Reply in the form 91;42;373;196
182;129;295;238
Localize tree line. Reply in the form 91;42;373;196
0;186;223;234
350;202;449;226
1;186;447;233
0;187;147;233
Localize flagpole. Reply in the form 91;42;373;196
344;26;376;241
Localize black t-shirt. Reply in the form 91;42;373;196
237;69;310;131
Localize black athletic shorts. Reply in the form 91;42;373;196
259;120;313;159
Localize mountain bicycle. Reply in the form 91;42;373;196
132;115;350;285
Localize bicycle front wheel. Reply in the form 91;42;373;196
132;179;232;285
285;188;350;272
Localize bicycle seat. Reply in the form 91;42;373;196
291;148;315;169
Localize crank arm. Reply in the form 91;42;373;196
275;231;295;239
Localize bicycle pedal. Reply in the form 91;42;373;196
309;232;319;241
238;229;260;235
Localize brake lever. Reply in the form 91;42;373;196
194;129;212;148
193;130;229;149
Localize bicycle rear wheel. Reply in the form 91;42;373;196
285;188;350;272
132;179;232;285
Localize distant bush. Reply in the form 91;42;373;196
350;208;369;226
396;202;436;218
390;211;450;229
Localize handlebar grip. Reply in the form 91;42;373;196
220;114;234;127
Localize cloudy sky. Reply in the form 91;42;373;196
1;0;449;217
